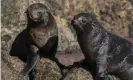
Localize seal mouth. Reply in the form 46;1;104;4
71;19;83;28
29;11;42;22
71;19;84;34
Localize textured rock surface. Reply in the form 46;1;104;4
1;0;133;80
36;58;62;80
63;68;93;80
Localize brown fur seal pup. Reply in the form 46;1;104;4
71;13;133;80
10;3;59;80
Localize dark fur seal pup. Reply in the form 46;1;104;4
71;13;133;80
10;3;60;80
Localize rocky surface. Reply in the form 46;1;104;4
1;0;133;80
63;68;93;80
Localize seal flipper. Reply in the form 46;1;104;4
20;45;40;76
29;69;37;80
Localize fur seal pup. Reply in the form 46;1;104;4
71;13;133;80
10;3;59;80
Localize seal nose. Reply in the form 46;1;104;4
71;19;76;25
32;11;42;22
36;12;41;18
71;19;79;25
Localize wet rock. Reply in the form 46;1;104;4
56;53;84;67
126;38;133;43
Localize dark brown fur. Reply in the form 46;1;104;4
10;3;61;80
71;13;133;80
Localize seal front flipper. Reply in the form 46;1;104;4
20;45;40;76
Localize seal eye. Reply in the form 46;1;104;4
81;18;87;24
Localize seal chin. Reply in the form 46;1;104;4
71;19;83;33
29;14;40;22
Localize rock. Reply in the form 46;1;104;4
2;0;133;80
63;67;93;80
2;50;62;80
36;58;62;80
126;38;133;43
117;10;127;18
56;53;84;67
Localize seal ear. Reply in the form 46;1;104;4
89;12;98;21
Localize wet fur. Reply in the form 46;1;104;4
72;13;133;80
10;3;62;80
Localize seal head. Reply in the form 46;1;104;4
26;3;50;27
71;13;97;34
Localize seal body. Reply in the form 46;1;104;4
28;10;58;57
10;3;58;80
71;13;133;80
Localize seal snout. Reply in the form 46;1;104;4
33;12;40;19
71;19;79;26
71;19;75;25
31;11;42;22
